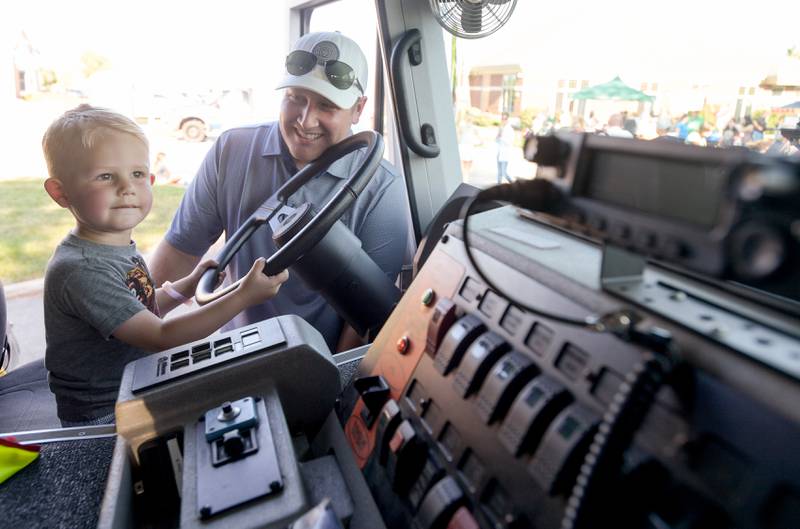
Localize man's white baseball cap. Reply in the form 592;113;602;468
276;31;368;109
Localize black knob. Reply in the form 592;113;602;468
523;134;570;166
729;221;786;280
222;431;245;458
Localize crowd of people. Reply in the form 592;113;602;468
526;109;800;156
456;106;799;185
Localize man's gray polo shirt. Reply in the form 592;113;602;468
164;122;412;351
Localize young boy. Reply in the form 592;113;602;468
41;105;289;426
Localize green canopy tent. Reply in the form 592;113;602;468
570;77;655;129
571;76;654;102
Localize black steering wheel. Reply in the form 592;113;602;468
195;130;384;305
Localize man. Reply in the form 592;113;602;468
149;31;411;352
604;113;634;138
496;112;514;183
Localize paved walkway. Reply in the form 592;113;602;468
5;278;47;367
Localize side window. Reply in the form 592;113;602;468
307;0;380;134
305;0;403;170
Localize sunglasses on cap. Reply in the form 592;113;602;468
285;50;365;94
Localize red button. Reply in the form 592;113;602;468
397;336;410;354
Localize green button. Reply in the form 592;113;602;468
421;288;435;306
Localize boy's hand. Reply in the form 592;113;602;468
238;258;289;305
186;258;224;291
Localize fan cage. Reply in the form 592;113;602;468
429;0;517;39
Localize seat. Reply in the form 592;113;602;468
0;359;60;432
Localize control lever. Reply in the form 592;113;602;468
353;375;390;428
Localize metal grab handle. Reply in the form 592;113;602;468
390;29;440;158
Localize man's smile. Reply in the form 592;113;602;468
294;128;324;142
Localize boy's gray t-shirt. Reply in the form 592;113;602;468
44;233;159;422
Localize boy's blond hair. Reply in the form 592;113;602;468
42;104;148;181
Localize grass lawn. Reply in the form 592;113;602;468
0;178;186;284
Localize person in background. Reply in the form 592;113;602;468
496;112;515;183
604;113;633;138
153;151;180;185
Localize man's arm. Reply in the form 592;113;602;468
149;240;201;287
336;323;366;352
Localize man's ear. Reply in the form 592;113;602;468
150;173;156;185
44;178;71;208
351;96;368;125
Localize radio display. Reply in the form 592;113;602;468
576;149;728;229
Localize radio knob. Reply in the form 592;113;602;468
729;221;786;280
524;134;571;166
636;231;657;249
590;216;607;231
662;238;689;259
613;224;631;240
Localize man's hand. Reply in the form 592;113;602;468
237;258;289;306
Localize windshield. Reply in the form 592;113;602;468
445;0;800;187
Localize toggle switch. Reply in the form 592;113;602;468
376;399;403;465
426;298;458;356
415;476;466;529
528;403;599;495
354;375;391;428
452;331;510;397
434;314;486;375
475;351;539;424
386;420;428;495
498;375;572;456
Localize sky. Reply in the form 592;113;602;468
4;0;799;90
455;0;800;84
4;0;285;89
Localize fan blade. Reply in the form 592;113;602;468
461;3;483;33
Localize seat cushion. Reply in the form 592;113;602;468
0;359;60;432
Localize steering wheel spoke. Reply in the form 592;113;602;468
195;131;384;305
